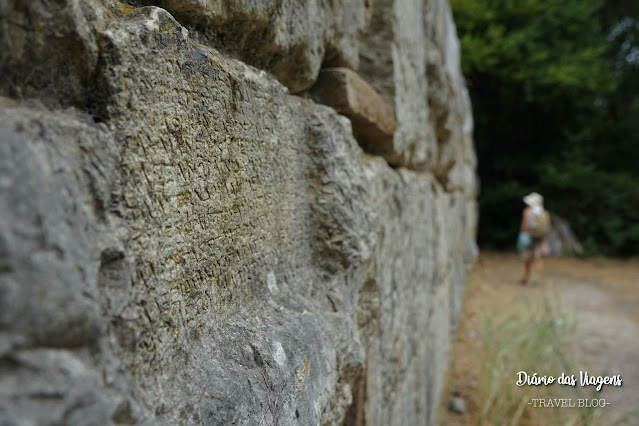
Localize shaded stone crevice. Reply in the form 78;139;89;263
341;273;381;425
84;34;117;124
334;361;366;426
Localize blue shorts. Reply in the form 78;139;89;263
523;237;544;259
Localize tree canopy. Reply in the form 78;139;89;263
451;0;639;255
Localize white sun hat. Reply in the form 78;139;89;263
523;192;543;207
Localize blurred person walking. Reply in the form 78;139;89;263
517;192;551;284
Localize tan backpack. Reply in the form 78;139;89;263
529;209;551;239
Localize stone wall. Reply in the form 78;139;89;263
0;0;477;425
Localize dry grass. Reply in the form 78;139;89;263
442;252;639;426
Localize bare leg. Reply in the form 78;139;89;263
536;257;543;277
520;255;532;284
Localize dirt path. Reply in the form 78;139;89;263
442;252;639;425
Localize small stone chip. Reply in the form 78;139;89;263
450;396;466;414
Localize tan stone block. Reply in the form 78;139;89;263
310;67;397;158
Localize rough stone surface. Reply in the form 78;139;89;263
134;0;372;93
358;0;476;176
0;0;477;425
0;0;100;109
309;68;396;159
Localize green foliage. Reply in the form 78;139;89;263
540;153;639;254
452;0;639;255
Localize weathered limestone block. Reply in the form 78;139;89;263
358;0;476;181
359;165;477;426
357;0;395;107
309;68;396;160
0;0;100;109
136;0;371;93
0;100;126;425
423;0;476;180
0;0;477;425
358;0;433;169
0;101;115;350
